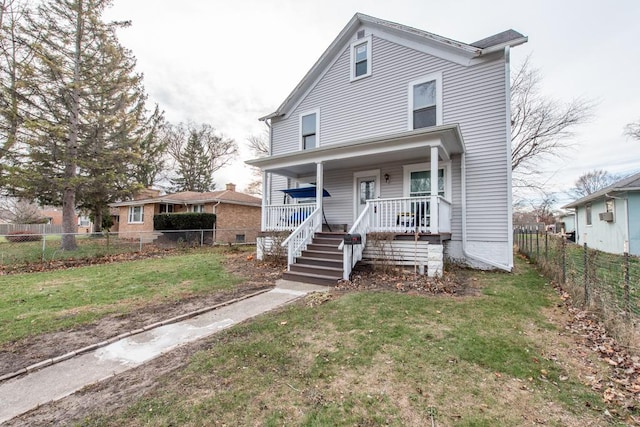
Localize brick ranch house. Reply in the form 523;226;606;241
110;183;262;244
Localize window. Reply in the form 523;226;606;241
408;72;442;130
300;110;319;150
189;204;205;213
159;203;174;213
409;169;445;197
128;206;144;223
350;35;372;80
586;203;592;226
403;162;449;199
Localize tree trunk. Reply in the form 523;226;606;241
61;0;84;251
94;209;103;233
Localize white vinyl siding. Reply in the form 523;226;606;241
270;34;509;244
128;206;144;223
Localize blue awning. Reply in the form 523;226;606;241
280;187;330;199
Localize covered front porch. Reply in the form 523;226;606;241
247;125;465;283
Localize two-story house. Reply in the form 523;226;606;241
247;13;527;284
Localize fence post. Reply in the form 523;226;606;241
545;231;548;260
561;235;566;285
139;234;142;252
624;241;630;319
201;230;204;247
535;229;540;259
42;234;46;262
583;242;589;307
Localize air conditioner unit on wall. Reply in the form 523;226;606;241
599;211;614;222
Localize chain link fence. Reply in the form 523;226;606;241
515;227;640;348
0;228;259;269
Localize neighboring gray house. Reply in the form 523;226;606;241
247;13;527;284
562;171;640;256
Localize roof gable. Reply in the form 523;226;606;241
261;13;527;121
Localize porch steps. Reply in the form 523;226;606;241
283;232;345;286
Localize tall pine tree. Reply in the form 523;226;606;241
8;0;147;247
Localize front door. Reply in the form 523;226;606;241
356;175;377;219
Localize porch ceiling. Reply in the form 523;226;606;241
246;124;465;179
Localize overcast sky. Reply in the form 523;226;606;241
104;0;640;207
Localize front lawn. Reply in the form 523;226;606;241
0;249;240;345
80;258;620;426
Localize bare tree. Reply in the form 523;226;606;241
625;119;640;141
245;127;269;196
1;198;45;223
511;56;595;190
570;169;619;199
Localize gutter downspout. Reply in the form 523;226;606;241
461;45;513;271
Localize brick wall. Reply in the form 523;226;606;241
117;204;155;237
214;203;261;244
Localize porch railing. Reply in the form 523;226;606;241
281;207;322;268
367;196;451;233
340;204;371;280
264;203;316;231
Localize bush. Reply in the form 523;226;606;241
153;213;216;231
6;230;42;243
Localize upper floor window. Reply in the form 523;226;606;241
128;205;144;223
350;35;372;81
300;110;319;150
408;72;443;130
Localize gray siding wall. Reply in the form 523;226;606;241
270;26;509;245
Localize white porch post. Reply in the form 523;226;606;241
316;162;324;231
430;146;439;234
261;171;268;231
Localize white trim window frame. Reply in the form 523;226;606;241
189;204;205;213
128;205;144;224
402;162;451;200
350;35;372;81
408;71;443;130
299;109;320;150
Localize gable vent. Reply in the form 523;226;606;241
357;29;365;39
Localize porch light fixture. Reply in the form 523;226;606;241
384;173;390;183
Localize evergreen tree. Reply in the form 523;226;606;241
133;104;167;188
6;0;146;247
167;122;237;193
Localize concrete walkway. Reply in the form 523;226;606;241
0;280;328;424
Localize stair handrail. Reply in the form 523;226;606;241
340;203;371;280
281;207;322;268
